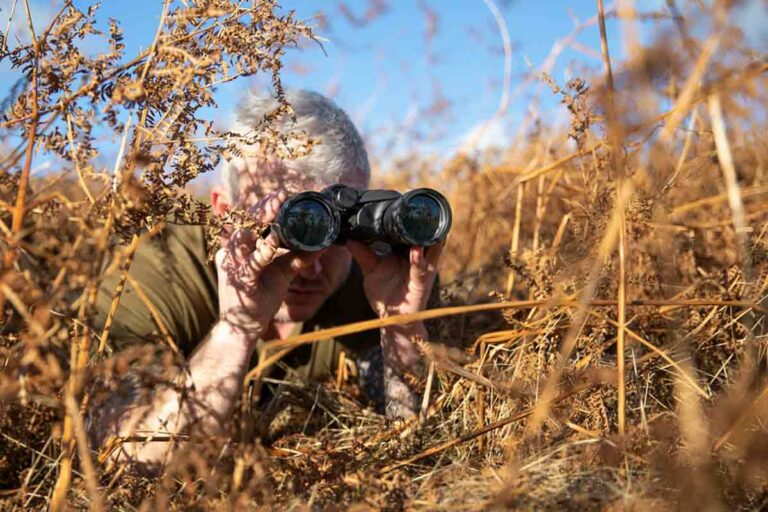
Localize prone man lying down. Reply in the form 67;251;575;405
89;89;446;470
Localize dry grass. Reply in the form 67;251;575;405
1;1;768;510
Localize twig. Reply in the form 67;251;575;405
125;274;180;354
244;298;764;387
419;362;435;425
506;140;604;183
597;0;627;438
1;0;18;55
587;310;709;399
659;33;720;144
379;382;595;473
0;283;46;338
662;107;699;193
713;384;768;452
517;35;732;430
64;393;104;511
670;184;768;217
65;113;95;203
708;94;753;283
505;182;524;296
2;0;39;270
524;178;628;436
97;234;141;354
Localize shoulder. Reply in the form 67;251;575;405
94;223;218;356
145;223;210;258
120;223;214;291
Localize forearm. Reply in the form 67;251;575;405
380;322;427;419
381;322;427;371
94;320;256;468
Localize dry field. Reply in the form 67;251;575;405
1;1;768;510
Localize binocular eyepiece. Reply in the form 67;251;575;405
272;185;452;252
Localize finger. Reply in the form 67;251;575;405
250;231;281;270
346;240;379;276
409;243;442;288
229;228;257;264
215;247;238;282
424;239;446;270
262;231;292;260
410;246;425;270
249;192;276;224
219;223;234;245
409;246;431;287
251;231;293;271
264;190;288;224
250;190;288;225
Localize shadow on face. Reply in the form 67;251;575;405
213;157;357;323
236;157;320;205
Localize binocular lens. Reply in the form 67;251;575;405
282;199;333;249
274;186;450;251
400;193;442;244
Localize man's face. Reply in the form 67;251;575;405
217;157;355;323
274;243;351;322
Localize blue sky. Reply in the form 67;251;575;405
2;0;766;178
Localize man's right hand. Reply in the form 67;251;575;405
94;192;315;468
214;191;322;337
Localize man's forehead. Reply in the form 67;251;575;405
236;158;318;198
228;155;366;204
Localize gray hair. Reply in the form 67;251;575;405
221;89;371;200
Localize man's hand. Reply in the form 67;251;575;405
215;191;324;337
91;191;328;470
346;240;444;371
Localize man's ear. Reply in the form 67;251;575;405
211;186;230;216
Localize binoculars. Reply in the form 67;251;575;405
271;185;452;252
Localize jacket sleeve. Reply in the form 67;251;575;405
91;225;218;358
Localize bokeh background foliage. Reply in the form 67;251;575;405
1;0;768;509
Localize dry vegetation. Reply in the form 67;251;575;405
1;0;768;510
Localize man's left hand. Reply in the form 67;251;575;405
346;240;444;372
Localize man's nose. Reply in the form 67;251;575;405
298;257;322;279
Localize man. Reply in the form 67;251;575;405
90;89;443;468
